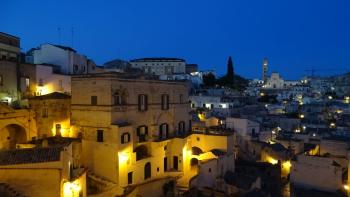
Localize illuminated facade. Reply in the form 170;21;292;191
70;73;235;195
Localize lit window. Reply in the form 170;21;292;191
159;123;169;139
25;78;30;88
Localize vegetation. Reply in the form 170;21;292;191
202;56;248;91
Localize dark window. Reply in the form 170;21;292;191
161;94;169;110
91;96;97;105
188;120;192;132
178;121;185;136
209;168;211;173
138;94;148;111
97;130;103;142
74;65;79;72
114;93;123;105
128;172;133;184
121;132;131;144
1;55;6;60
0;75;3;86
173;156;178;170
164;157;168;171
159;123;169;140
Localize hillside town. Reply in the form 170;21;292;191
1;30;350;197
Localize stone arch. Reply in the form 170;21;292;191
0;124;27;150
190;158;199;167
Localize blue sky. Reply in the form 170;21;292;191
1;0;350;79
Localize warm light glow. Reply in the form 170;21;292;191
330;122;336;128
299;114;304;119
344;185;349;190
282;161;291;169
260;92;265;96
295;129;301;133
36;85;52;96
266;156;278;165
299;101;303;105
51;120;71;137
336;110;343;114
63;181;81;197
328;96;333;100
198;113;206;121
118;152;129;164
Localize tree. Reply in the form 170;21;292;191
227;56;234;83
202;73;216;87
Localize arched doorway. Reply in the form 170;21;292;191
144;162;151;180
0;124;27;150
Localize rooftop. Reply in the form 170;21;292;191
130;57;185;62
0;147;62;166
29;92;71;100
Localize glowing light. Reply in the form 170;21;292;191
344;185;349;190
295;129;301;133
63;181;81;197
272;131;276;134
282;161;292;169
260;92;265;96
303;126;306;130
336;110;343;114
312;133;316;137
328;96;333;100
299;101;303;105
198;113;206;121
299;114;305;119
36;85;51;96
267;156;278;165
118;152;129;164
330;122;336;128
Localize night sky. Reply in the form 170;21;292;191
1;0;350;79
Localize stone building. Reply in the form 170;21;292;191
130;57;186;75
29;92;71;139
70;72;235;196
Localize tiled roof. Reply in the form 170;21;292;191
0;147;62;166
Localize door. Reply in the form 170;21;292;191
144;162;151;179
164;157;168;172
128;172;133;184
173;156;178;171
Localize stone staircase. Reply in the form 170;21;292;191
87;169;117;192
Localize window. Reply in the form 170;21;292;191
114;93;125;105
138;94;148;111
42;107;48;117
25;78;30;88
159;123;169;139
0;75;3;86
179;94;183;104
58;80;63;90
128;172;133;184
74;65;79;72
91;96;97;105
97;130;104;142
121;132;131;144
161;94;169;110
178;121;185;135
137;126;148;142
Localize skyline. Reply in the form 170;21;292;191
1;0;350;79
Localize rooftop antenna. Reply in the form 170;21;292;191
57;27;61;45
71;27;74;48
